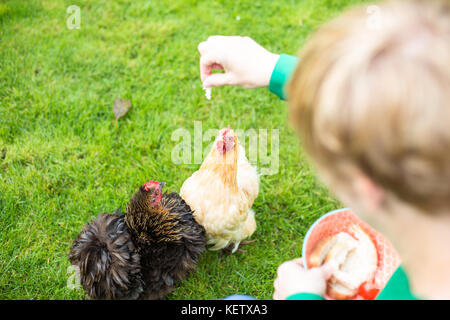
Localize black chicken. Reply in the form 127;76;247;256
69;180;206;300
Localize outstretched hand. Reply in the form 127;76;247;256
198;36;279;89
273;258;334;300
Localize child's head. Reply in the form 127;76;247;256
289;0;450;221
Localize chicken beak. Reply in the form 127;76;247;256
159;181;166;191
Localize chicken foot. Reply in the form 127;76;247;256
221;239;257;254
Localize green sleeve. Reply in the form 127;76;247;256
268;54;299;100
286;293;325;300
376;266;420;300
286;266;419;301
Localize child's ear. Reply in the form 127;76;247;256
353;173;385;211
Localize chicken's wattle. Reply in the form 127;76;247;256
217;135;234;155
217;141;226;154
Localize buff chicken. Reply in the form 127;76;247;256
180;126;259;253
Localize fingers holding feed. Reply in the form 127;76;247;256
198;37;229;85
203;72;233;88
199;54;217;83
199;45;226;82
320;263;336;280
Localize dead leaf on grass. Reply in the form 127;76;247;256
113;98;131;120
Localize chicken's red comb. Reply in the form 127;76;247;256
143;180;159;191
222;125;231;137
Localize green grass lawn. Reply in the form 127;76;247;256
0;0;371;299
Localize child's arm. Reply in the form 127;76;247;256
273;258;333;300
280;264;420;300
197;36;299;100
286;293;325;300
375;266;419;300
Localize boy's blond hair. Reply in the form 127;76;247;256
288;0;450;211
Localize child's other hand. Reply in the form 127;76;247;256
273;258;334;300
198;36;279;89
